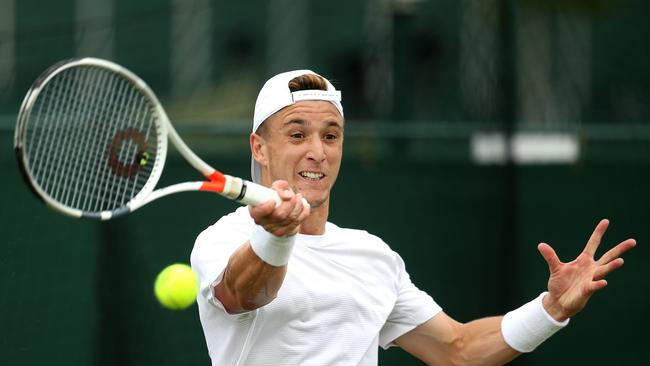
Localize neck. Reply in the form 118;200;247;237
299;198;329;235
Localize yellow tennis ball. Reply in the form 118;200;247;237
154;263;199;310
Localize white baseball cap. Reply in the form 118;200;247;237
251;70;344;183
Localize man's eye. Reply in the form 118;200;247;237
290;133;304;139
324;133;338;140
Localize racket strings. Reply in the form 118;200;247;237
72;66;108;210
50;68;86;204
71;68;109;211
23;65;160;213
95;75;130;212
87;70;157;212
117;87;155;206
97;78;147;211
33;69;79;197
97;74;158;211
30;67;102;209
86;69;122;212
36;68;104;209
58;67;93;207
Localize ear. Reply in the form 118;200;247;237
250;132;267;167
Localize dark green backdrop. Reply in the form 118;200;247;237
1;0;649;364
1;125;648;365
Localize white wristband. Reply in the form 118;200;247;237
249;225;296;267
501;292;570;353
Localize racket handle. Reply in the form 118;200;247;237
243;181;310;209
222;176;281;207
240;180;283;207
222;176;310;209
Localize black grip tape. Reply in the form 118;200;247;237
236;181;248;201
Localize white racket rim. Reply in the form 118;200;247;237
15;57;169;220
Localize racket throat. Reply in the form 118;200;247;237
207;176;281;207
213;175;247;201
199;174;241;198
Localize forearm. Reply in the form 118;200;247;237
453;316;520;366
214;241;287;313
397;313;520;366
452;293;569;364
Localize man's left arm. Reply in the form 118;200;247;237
396;312;517;365
396;219;636;365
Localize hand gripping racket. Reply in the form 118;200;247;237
14;57;281;220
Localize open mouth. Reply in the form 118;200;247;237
299;171;325;181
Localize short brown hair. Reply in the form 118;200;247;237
288;74;328;92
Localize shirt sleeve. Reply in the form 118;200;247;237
190;210;251;314
378;253;442;349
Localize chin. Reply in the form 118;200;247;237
307;198;326;209
301;192;328;209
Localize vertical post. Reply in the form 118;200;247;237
96;221;129;366
363;0;393;120
75;0;114;59
391;0;417;122
499;0;518;310
266;0;309;75
170;0;213;99
391;0;418;155
0;0;15;102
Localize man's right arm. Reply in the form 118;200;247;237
214;242;288;313
214;181;308;314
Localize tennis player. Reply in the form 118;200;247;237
190;70;635;365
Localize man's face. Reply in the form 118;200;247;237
252;100;343;208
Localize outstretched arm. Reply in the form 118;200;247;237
396;312;518;366
396;219;636;365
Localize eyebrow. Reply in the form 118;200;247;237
282;119;343;129
283;119;307;128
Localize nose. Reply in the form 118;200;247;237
306;138;326;162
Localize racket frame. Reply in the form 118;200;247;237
15;57;281;220
15;58;168;219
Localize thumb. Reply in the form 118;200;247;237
538;243;562;273
271;180;293;200
248;199;275;221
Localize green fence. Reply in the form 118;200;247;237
1;122;648;365
1;0;649;364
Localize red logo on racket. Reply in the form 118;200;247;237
107;128;150;177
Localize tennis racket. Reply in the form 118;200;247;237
14;57;282;220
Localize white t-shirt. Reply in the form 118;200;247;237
190;207;441;366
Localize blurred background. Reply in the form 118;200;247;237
1;0;649;365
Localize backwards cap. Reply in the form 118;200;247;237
251;70;343;183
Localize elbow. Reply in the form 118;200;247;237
235;290;276;312
215;250;288;313
446;334;471;366
231;272;279;311
444;328;506;366
215;277;277;314
435;322;474;366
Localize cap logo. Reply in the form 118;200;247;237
291;90;342;103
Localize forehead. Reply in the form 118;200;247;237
265;101;343;130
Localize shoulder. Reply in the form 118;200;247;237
195;206;253;246
215;206;253;227
191;207;253;269
329;222;389;244
327;222;396;256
